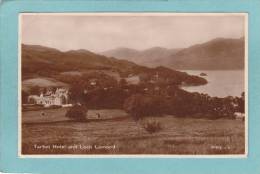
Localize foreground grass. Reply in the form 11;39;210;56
22;109;245;155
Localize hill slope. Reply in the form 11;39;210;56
22;44;207;86
167;37;245;70
22;44;145;79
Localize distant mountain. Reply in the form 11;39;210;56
167;37;245;70
101;37;245;70
21;44;207;86
101;47;140;62
101;47;181;67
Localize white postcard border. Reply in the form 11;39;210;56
18;12;248;158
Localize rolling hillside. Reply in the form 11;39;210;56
22;44;207;87
22;44;145;79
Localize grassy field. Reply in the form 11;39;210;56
22;77;68;91
22;108;245;155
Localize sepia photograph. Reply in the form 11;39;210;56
19;13;247;156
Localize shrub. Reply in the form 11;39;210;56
142;119;162;134
65;104;88;121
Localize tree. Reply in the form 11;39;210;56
65;104;88;121
237;92;245;113
119;78;127;87
69;82;85;103
123;94;165;121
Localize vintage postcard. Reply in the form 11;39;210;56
19;13;247;157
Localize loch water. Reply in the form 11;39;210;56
181;70;245;97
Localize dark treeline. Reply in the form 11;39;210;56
22;70;244;120
123;90;244;120
76;74;242;119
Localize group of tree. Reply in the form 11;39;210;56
22;67;244;121
123;94;166;121
64;72;244;120
123;88;245;120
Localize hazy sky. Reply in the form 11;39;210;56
21;14;245;52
